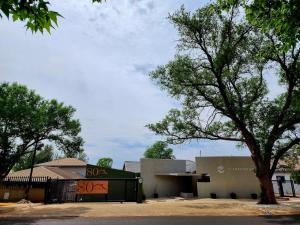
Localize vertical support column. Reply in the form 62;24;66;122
277;179;284;197
124;179;128;202
136;177;143;203
44;177;51;204
291;180;296;197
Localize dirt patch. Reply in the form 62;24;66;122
0;198;299;218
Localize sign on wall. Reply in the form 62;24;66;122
86;167;108;177
76;180;109;194
85;164;137;179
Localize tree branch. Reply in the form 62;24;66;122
270;138;300;176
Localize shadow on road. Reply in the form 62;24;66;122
0;215;299;225
262;215;300;224
0;205;90;224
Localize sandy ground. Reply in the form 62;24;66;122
0;203;15;207
0;198;299;218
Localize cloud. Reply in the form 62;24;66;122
133;63;155;75
0;0;258;169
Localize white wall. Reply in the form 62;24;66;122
196;157;260;198
272;172;300;196
140;158;187;198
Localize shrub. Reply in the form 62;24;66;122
230;193;237;199
210;193;217;199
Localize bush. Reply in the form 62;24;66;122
210;193;217;199
251;193;258;199
230;193;237;199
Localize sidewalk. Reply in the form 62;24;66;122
0;198;299;218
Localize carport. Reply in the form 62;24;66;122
155;173;202;197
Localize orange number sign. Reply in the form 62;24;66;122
76;180;109;194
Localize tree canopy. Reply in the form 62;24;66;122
147;2;300;204
96;157;113;168
220;0;300;49
0;0;106;33
0;82;84;180
13;145;54;171
144;141;175;159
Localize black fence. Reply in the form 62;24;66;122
0;176;48;189
44;178;142;204
44;179;77;203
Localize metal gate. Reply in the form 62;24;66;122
44;179;77;203
272;179;296;197
45;178;142;203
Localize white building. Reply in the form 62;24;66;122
124;156;299;199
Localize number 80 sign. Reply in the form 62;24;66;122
76;180;109;194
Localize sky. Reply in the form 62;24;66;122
0;0;257;168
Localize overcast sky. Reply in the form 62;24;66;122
0;0;254;168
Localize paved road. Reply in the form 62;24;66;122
0;216;300;225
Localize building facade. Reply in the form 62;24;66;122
196;156;260;198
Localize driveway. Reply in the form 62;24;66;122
1;216;300;225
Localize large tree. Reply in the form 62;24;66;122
0;0;106;33
147;3;300;204
144;141;175;159
0;82;84;180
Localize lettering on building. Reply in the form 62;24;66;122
76;180;109;194
86;167;108;177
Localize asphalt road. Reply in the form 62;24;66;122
0;216;300;225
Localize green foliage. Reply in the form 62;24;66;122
13;145;54;171
147;2;300;204
96;157;113;168
219;0;300;50
144;141;175;159
292;171;300;184
0;82;84;180
0;0;107;33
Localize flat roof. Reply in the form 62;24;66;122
155;173;202;177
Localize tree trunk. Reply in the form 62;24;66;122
257;174;277;204
25;146;37;200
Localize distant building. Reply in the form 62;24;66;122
273;157;300;181
272;157;300;196
123;161;141;174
